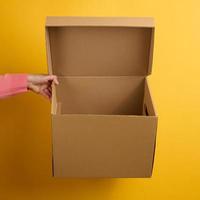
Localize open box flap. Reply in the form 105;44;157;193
45;17;155;76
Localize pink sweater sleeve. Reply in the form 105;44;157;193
0;74;28;99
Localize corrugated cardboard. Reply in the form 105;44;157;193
45;17;158;178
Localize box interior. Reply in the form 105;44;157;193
47;26;155;116
48;26;153;76
52;76;156;116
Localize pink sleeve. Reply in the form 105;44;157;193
0;74;28;99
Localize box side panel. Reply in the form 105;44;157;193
142;79;158;176
51;83;57;115
52;115;157;178
143;78;157;116
45;28;53;75
149;115;158;176
147;28;155;75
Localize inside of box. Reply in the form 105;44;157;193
48;26;155;116
52;76;155;116
48;26;153;76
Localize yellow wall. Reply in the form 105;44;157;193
0;0;200;199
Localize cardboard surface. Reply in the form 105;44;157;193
52;113;157;178
45;17;158;178
48;26;153;76
46;16;155;27
56;76;145;115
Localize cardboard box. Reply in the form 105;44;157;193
45;17;158;178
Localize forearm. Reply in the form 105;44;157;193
0;74;28;99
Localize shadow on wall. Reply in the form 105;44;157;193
0;92;121;198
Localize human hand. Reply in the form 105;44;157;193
27;74;59;99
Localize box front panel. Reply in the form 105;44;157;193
52;115;157;178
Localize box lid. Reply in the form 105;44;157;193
46;17;155;76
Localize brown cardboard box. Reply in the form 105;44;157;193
45;17;158;178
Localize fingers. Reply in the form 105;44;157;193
41;84;52;99
28;83;51;99
44;88;51;99
28;74;59;85
41;89;51;100
45;75;59;85
52;75;59;85
28;82;40;93
38;86;51;100
28;74;59;100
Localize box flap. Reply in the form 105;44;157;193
46;17;155;76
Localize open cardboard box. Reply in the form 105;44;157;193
45;17;158;178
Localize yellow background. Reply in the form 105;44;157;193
0;0;200;199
